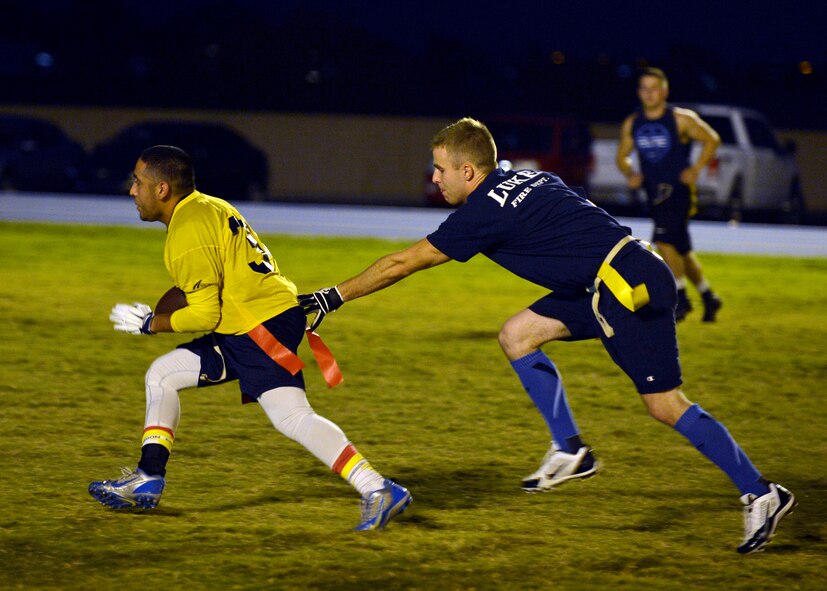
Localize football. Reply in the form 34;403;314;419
154;286;188;314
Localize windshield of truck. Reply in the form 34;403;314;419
744;117;783;152
703;116;737;145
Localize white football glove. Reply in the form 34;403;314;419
110;303;155;335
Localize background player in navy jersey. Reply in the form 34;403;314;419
90;145;411;530
301;118;794;553
616;67;722;322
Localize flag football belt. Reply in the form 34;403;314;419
589;235;652;338
247;324;344;388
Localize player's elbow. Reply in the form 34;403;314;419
198;307;221;330
390;257;419;279
386;250;424;277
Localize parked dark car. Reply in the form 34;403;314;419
425;115;594;206
79;121;269;200
0;114;85;192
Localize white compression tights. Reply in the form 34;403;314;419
144;349;350;471
258;387;350;468
144;348;201;432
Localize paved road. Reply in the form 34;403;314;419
2;192;825;257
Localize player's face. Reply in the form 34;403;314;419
129;159;163;222
431;146;469;206
638;75;668;110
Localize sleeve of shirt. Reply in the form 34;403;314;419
426;199;511;262
167;244;223;333
170;283;221;333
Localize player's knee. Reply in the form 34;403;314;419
260;387;315;440
145;358;167;391
499;322;544;360
499;313;567;359
645;404;675;426
276;405;315;440
498;318;527;356
145;350;200;393
642;389;691;426
497;322;512;350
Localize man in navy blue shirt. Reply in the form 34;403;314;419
300;117;794;554
617;67;722;322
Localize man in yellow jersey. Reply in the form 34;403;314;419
89;145;411;530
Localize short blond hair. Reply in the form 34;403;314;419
431;117;498;173
639;67;669;88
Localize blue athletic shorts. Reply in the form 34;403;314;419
529;242;682;394
177;306;306;403
647;182;695;254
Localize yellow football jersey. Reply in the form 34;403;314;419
164;191;298;335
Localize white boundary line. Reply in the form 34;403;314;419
2;192;825;257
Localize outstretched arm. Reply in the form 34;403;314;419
299;238;451;330
338;238;450;301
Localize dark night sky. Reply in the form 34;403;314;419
20;0;825;65
7;0;826;127
272;0;825;66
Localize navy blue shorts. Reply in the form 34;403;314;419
177;306;306;403
646;182;695;254
529;242;682;394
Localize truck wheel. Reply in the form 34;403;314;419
727;178;743;223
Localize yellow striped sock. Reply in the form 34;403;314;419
142;426;174;452
332;443;384;496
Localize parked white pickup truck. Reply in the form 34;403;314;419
588;104;804;222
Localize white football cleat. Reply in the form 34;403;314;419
522;443;599;492
738;482;796;554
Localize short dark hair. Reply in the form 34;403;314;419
139;145;196;195
639;67;668;87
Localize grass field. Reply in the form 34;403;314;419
1;221;826;590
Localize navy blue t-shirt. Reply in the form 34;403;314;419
427;168;632;297
632;105;691;188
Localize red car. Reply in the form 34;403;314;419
426;115;594;206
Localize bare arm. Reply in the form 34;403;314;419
676;108;721;184
616;115;643;189
337;238;451;302
148;312;174;333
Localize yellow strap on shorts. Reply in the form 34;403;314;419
596;261;650;312
590;235;652;338
595;235;651;312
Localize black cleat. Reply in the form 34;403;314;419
675;290;693;322
702;292;722;322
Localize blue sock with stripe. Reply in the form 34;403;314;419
510;351;582;453
674;404;769;496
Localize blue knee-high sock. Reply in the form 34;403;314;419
510;351;582;453
674;404;769;496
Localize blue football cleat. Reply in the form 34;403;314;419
354;479;412;531
89;467;165;510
